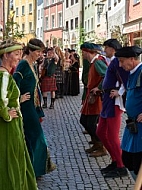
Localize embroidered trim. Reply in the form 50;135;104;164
15;71;23;79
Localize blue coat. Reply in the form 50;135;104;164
101;57;129;118
121;64;142;153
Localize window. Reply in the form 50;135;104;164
38;10;40;19
66;21;69;30
88;0;91;4
71;0;74;6
71;19;74;30
40;27;43;37
85;0;87;7
133;0;140;4
41;8;43;18
29;3;32;13
75;17;78;28
16;7;18;16
51;0;55;4
75;0;78;3
66;0;69;8
22;23;25;32
37;28;39;37
84;21;87;32
46;0;49;6
58;12;62;27
22;6;25;15
51;15;55;28
29;22;32;32
108;0;111;8
91;17;93;30
46;17;49;29
88;19;90;32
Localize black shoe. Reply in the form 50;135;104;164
49;104;54;109
100;161;117;174
89;141;94;144
104;167;128;178
42;104;47;108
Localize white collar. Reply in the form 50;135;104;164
90;54;99;63
130;62;142;74
110;56;115;61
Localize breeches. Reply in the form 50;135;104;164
80;114;99;141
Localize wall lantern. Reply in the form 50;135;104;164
96;3;104;16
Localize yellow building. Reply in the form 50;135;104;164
13;0;37;44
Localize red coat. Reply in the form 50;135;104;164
81;60;103;115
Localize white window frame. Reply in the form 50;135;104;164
51;14;55;28
16;7;19;16
29;22;32;32
22;5;25;15
58;12;62;27
29;3;32;14
45;16;49;30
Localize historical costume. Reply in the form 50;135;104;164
41;47;58;109
0;40;37;189
67;53;80;96
55;47;64;98
96;39;129;178
80;42;108;157
116;46;142;175
63;52;72;95
13;39;56;177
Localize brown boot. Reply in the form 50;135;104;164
85;143;101;153
89;145;107;157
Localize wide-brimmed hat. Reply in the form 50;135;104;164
115;46;142;58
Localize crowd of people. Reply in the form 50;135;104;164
80;40;142;189
0;38;80;189
1;36;142;189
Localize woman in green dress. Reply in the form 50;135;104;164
0;39;37;189
13;38;56;178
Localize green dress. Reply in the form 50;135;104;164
13;60;56;177
0;71;37;190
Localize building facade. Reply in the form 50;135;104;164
123;0;142;46
94;0;107;43
62;0;80;50
107;0;125;42
36;0;44;41
83;0;96;42
43;0;63;47
13;0;37;44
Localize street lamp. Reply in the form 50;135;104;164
96;3;104;16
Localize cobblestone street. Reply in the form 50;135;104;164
37;72;135;190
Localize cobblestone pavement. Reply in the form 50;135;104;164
37;71;135;190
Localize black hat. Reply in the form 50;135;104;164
115;46;142;58
103;39;122;50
